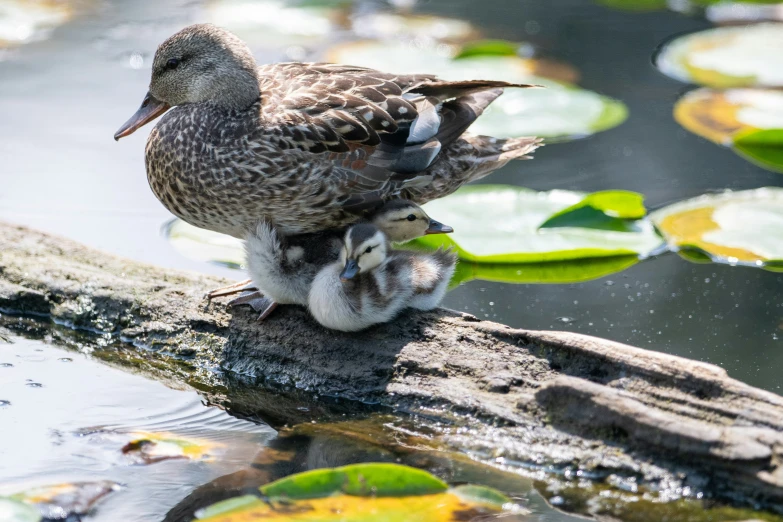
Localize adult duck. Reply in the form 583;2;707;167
114;24;542;238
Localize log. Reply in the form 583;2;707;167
2;220;783;512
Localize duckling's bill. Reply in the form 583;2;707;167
425;219;454;235
114;92;170;141
340;260;360;282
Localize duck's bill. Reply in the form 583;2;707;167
425;219;454;235
114;92;170;141
340;260;360;282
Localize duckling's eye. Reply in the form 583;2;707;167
165;58;181;70
406;214;417;222
365;246;373;254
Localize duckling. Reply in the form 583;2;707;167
308;224;457;332
232;200;453;321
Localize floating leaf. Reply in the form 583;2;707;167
649;187;783;268
198;463;513;521
9;481;119;520
351;13;478;43
673;88;783;145
450;256;640;286
0;498;40;522
205;0;348;49
656;23;783;88
454;39;522;59
596;0;668;11
122;431;218;464
0;1;72;49
733;128;783;173
415;185;663;264
326;40;624;140
164;219;245;270
539;190;647;229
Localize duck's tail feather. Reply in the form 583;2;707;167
401;134;543;204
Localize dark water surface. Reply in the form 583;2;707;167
1;0;782;520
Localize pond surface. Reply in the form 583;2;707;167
1;0;782;520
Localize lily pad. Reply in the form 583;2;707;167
164;219;245;270
326;40;625;140
205;0;349;50
656;23;783;88
351;13;479;43
0;498;40;522
450;256;641;287
649;187;783;269
0;0;72;48
197;463;514;521
674;88;783;145
9;481;119;520
733;128;783;173
122;431;218;464
414;185;663;263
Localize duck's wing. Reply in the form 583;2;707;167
257;62;537;210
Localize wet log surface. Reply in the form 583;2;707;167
2;220;783;512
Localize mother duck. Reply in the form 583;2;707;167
114;24;542;238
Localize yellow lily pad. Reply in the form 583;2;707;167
196;463;517;521
673;88;783;145
325;40;626;140
0;0;72;48
3;481;118;521
649;187;783;268
122;431;219;464
656;23;783;88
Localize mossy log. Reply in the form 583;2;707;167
2;221;783;511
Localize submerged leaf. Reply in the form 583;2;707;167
122;431;218;464
198;463;513;521
5;481;118;521
656;23;783;88
733;128;783;173
649;187;783;268
415;185;663;263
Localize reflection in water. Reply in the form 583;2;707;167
0;329;274;522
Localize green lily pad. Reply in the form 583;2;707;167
450;256;640;287
415;185;663;264
733;128;783;173
596;0;668;11
197;463;514;521
649;187;783;269
0;498;40;522
326;40;627;140
656;23;783;88
454;39;523;59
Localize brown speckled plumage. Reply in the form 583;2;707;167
129;24;543;238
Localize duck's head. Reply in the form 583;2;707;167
339;224;389;282
371;200;453;243
114;24;259;140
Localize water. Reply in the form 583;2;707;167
1;0;782;520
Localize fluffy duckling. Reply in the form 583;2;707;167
234;200;453;320
308;224;457;332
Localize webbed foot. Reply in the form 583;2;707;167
227;291;279;322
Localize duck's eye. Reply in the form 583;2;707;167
406;214;417;222
165;58;181;70
365;246;373;254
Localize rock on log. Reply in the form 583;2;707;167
1;220;782;511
